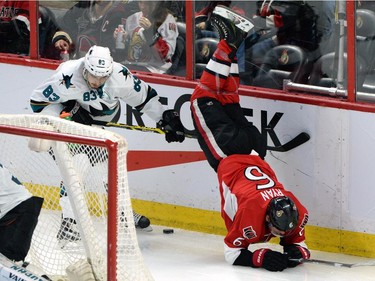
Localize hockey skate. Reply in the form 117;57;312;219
133;210;153;232
56;217;81;247
211;5;255;50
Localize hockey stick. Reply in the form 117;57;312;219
94;121;198;139
267;132;310;152
97;121;310;152
290;258;375;268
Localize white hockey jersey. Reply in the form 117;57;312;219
30;58;166;122
0;163;31;220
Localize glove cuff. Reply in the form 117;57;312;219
297;246;310;260
252;248;270;267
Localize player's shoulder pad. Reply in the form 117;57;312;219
56;58;84;76
112;62;133;79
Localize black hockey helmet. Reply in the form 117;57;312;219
267;196;299;232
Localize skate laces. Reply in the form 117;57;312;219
133;211;142;224
212;16;229;39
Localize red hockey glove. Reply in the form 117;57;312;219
284;244;311;267
252;248;288;272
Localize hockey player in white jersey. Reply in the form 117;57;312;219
30;45;185;143
30;45;185;240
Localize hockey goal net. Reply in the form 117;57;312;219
0;114;153;281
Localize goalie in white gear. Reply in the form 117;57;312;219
30;45;183;237
0;162;43;262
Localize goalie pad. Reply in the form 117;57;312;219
28;123;55;152
0;196;44;261
66;259;96;281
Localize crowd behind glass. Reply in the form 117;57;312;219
1;0;374;96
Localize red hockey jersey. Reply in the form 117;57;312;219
217;154;309;257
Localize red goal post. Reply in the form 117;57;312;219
0;114;153;281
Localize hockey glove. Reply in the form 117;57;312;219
284;244;311;267
252;248;288;272
157;110;185;143
60;105;94;125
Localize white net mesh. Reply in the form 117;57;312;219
0;114;153;281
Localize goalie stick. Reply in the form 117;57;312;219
95;121;310;152
290;258;375;268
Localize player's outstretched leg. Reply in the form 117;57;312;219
133;210;152;232
211;5;254;50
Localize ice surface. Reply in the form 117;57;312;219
138;225;375;281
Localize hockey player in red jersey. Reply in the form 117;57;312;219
190;5;310;272
218;154;309;271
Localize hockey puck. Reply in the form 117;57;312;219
163;228;174;234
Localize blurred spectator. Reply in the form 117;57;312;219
120;1;178;74
165;1;185;22
164;1;186;75
240;0;323;86
52;0;138;61
308;1;336;56
0;1;59;59
195;1;223;39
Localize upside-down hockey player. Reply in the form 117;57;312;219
190;5;310;271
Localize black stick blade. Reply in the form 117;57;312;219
268;132;310;152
